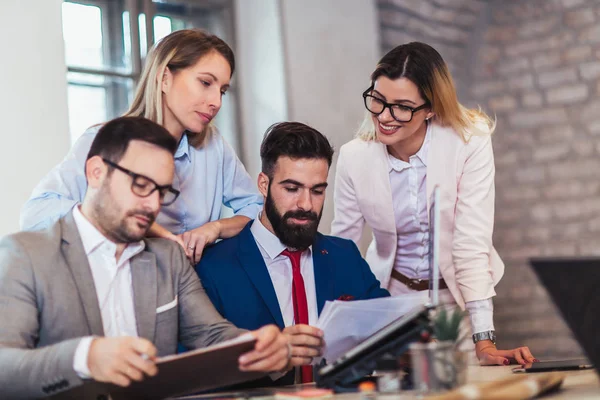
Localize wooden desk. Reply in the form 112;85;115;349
179;365;599;400
462;365;599;399
370;366;599;399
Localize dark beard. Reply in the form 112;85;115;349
264;188;321;250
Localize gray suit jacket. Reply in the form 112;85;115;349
0;211;246;399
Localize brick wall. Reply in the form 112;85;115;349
377;0;600;358
378;0;485;100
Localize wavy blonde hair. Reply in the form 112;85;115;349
357;42;495;142
123;29;235;148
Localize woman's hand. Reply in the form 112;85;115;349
177;221;222;264
147;222;187;251
148;216;251;264
476;340;537;366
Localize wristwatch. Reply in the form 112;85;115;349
472;330;496;345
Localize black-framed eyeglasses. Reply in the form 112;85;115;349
102;158;180;206
362;86;430;123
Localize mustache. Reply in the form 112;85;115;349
283;210;318;222
126;209;156;223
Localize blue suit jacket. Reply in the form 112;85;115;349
196;221;390;333
194;221;389;387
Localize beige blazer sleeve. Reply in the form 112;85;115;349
452;134;498;303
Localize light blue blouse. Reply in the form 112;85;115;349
20;126;263;233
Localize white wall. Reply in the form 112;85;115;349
279;0;380;234
235;0;380;236
234;0;289;179
0;0;70;236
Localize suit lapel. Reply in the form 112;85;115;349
60;212;105;336
312;234;334;316
426;124;443;214
131;250;158;342
237;223;285;329
370;142;396;234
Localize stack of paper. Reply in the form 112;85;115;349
316;293;427;362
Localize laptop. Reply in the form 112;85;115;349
428;185;441;307
528;257;598;372
316;186;443;389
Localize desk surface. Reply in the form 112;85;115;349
464;365;599;399
180;365;599;400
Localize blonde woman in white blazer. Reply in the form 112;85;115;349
331;42;535;366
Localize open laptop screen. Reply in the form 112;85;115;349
530;257;600;372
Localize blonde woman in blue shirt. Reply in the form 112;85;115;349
20;29;262;264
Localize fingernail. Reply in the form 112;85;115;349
534;359;540;362
503;359;509;365
239;356;247;364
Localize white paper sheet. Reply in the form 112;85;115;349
316;293;427;362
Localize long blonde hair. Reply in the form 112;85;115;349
124;29;235;148
357;42;494;142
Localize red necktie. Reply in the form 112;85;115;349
281;249;313;383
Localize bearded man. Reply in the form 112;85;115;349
196;122;389;386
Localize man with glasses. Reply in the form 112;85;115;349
0;117;291;398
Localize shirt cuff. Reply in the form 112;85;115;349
465;298;494;335
73;336;95;378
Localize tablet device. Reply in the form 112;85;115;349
316;305;432;390
513;358;592;373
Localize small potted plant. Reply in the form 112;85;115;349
409;307;469;393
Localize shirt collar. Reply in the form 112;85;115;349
174;133;191;162
250;214;312;260
72;206;145;258
387;121;432;172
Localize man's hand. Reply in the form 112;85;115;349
476;340;537;366
239;325;291;372
283;324;324;367
88;337;158;387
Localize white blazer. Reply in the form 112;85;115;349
331;123;504;309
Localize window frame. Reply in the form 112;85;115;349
63;0;241;153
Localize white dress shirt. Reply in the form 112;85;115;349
387;123;494;335
72;206;145;377
250;216;319;327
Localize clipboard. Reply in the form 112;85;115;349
52;334;266;400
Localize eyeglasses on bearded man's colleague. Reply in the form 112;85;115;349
0;116;292;399
331;41;536;367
